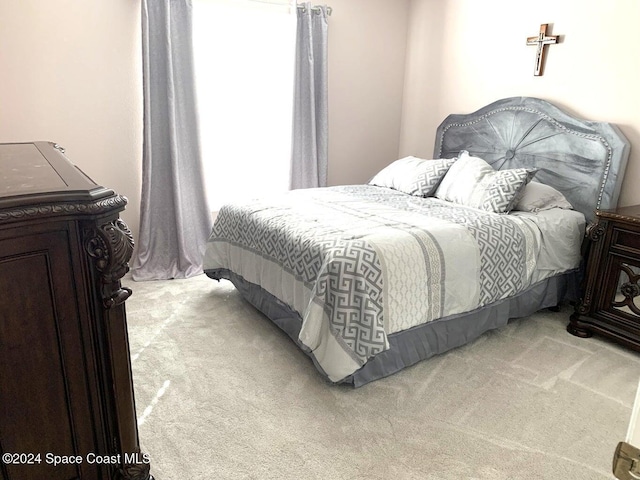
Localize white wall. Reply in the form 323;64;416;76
401;0;640;208
324;0;410;186
0;0;143;238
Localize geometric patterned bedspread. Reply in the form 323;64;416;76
203;185;553;382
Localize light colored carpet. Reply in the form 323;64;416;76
124;274;640;480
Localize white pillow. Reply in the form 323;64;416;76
369;156;456;197
435;151;536;214
514;181;573;212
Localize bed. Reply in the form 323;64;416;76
203;96;630;387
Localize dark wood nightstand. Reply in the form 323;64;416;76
569;205;640;350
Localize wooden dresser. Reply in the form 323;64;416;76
0;142;152;480
569;205;640;350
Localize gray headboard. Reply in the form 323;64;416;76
433;97;630;222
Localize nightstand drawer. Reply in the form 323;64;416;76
612;227;640;255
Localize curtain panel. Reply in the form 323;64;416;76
290;2;329;189
132;0;213;280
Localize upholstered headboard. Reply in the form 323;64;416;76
433;97;630;222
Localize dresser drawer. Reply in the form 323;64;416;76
611;226;640;255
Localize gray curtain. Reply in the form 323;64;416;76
290;3;329;189
131;0;213;281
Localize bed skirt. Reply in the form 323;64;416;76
206;268;580;387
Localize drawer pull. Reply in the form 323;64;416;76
105;287;133;309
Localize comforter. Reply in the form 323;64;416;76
204;185;580;382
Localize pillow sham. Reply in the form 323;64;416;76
514;181;573;212
368;156;456;197
435;151;536;214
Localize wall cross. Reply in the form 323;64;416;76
526;24;559;76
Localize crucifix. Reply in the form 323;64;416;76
526;24;559;76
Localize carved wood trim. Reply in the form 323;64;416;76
0;195;128;224
85;219;135;309
598;210;640;225
612;263;640;316
586;219;607;242
574;219;608;316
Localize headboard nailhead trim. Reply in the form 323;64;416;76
437;106;613;210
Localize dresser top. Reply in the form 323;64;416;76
0;141;114;210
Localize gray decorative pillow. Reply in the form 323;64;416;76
369;156;456;197
514;181;573;212
435;151;537;214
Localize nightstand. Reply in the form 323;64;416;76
569;205;640;350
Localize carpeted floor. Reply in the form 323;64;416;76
123;274;640;480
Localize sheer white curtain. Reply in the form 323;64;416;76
192;0;297;211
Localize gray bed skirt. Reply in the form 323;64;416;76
206;268;580;387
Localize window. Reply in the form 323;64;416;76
192;0;297;211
